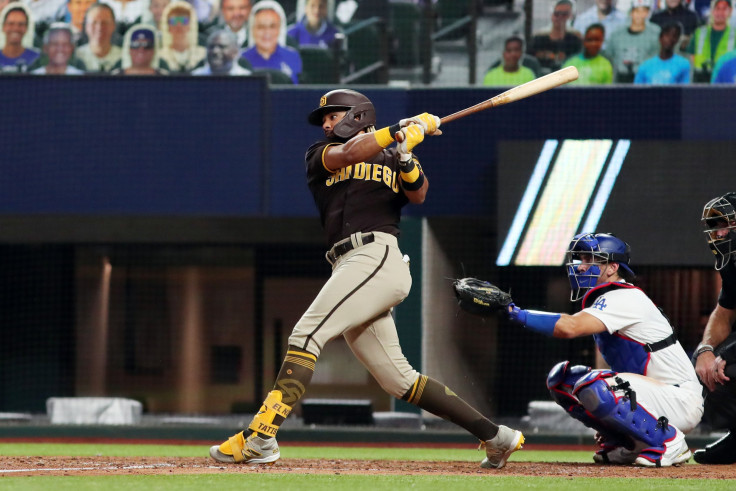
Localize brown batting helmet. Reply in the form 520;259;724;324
307;89;376;139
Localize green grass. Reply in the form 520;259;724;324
0;443;732;491
1;474;733;491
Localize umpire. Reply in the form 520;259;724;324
694;192;736;464
209;89;524;469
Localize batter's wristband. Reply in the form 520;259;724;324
399;156;416;172
374;123;401;148
401;171;424;191
400;164;420;183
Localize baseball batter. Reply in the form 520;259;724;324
209;89;524;469
693;192;736;464
505;233;703;467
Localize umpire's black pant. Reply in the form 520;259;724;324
702;332;736;431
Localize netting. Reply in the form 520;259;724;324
1;1;733;428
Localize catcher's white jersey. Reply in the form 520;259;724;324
583;282;704;433
583;282;700;388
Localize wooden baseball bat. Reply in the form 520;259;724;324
440;66;579;124
395;66;578;142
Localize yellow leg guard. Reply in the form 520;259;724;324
248;390;292;438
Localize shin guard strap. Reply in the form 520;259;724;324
609;376;637;410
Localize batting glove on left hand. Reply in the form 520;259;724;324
397;124;425;154
400;113;442;135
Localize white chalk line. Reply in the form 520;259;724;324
0;463;182;474
0;463;387;475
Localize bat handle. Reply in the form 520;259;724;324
395;131;404;143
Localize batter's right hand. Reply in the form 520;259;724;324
400;113;442;135
398;124;424;154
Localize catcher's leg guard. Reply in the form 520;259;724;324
547;363;631;452
247;390;292;438
546;361;592;416
573;372;679;466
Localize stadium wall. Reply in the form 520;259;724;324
1;78;734;415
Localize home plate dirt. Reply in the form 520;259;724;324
1;456;735;478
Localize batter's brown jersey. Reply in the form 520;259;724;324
305;140;410;247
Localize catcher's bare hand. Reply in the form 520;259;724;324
453;277;513;317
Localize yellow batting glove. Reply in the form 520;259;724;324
400;113;442;135
398;124;425;154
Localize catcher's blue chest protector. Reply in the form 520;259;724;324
583;283;676;375
594;332;649;374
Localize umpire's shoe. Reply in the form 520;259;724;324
693;431;736;465
209;431;280;465
480;425;525;469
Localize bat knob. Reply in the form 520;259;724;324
395;131;404;143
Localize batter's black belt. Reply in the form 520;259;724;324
326;232;375;264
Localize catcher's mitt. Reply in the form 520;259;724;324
453;277;513;317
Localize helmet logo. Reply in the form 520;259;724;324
319;96;327;107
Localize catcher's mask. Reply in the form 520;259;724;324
307;89;376;139
566;233;634;301
702;192;736;270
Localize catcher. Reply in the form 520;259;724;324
455;232;703;467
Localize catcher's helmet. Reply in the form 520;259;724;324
307;89;376;139
565;233;634;301
702;192;736;270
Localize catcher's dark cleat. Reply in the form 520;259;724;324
593;446;639;465
693;432;736;465
480;425;524;469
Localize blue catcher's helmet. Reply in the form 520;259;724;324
702;192;736;270
566;233;635;301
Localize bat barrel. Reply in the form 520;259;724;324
439;66;578;125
